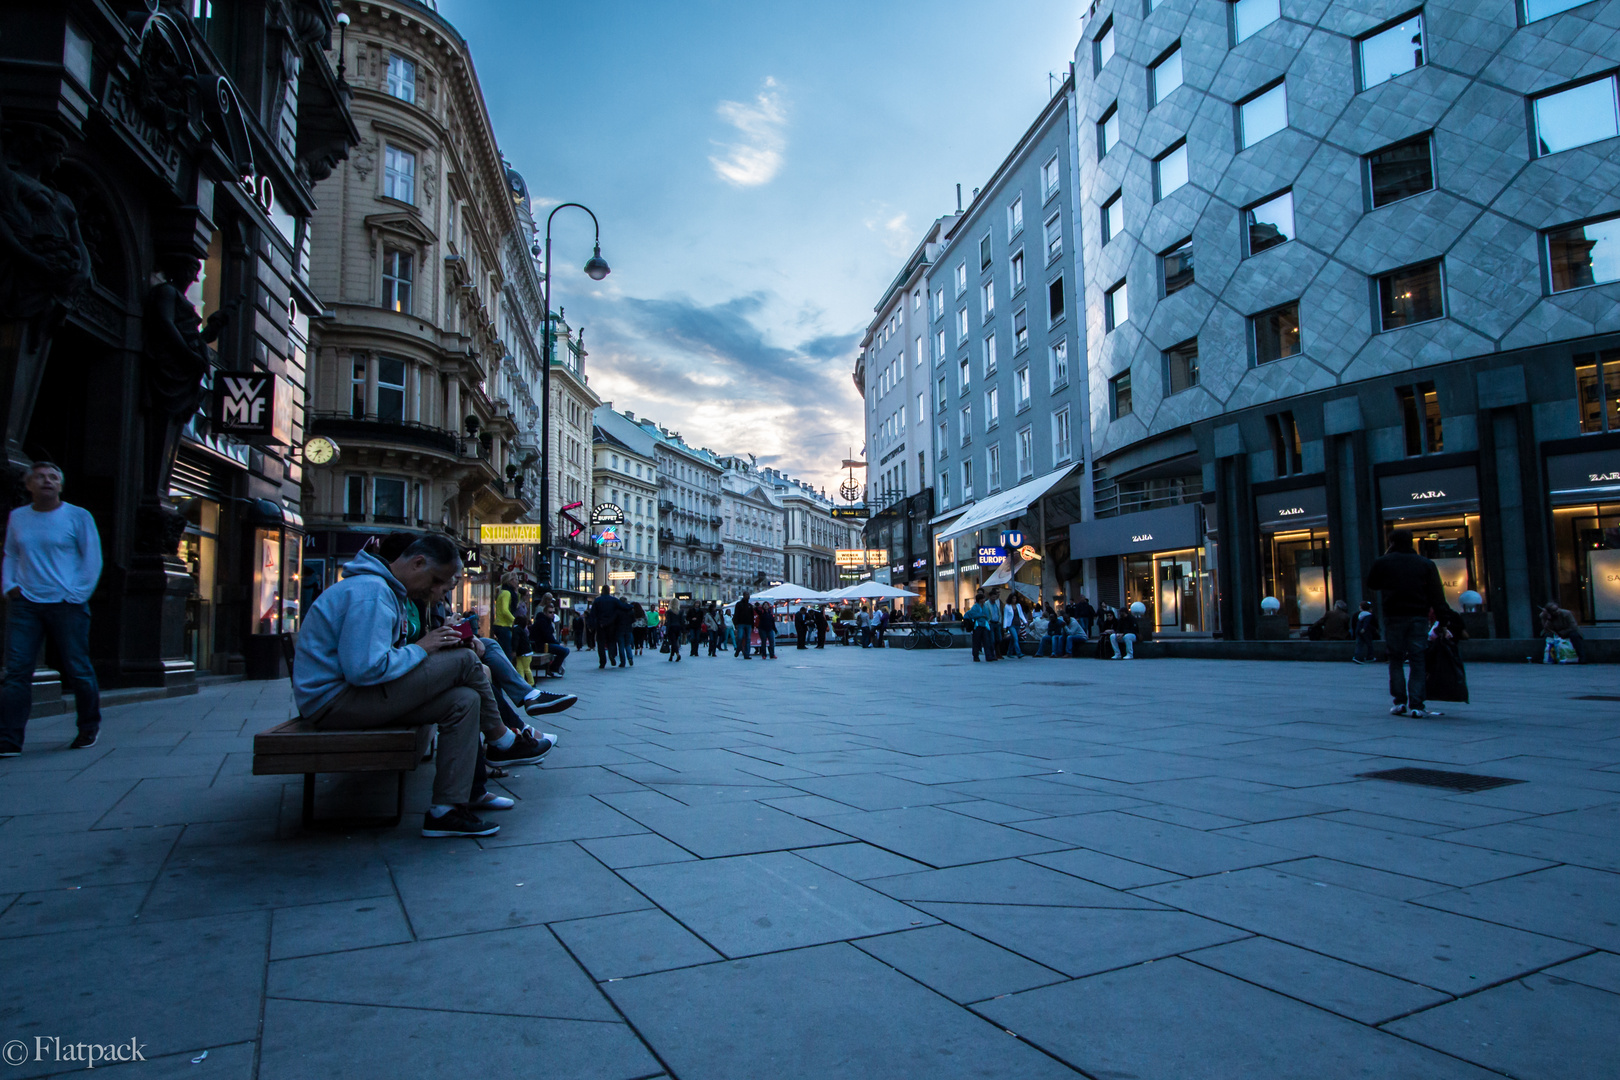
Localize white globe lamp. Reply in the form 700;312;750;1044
1260;596;1281;614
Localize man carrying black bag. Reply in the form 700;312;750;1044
1424;612;1469;707
1366;531;1456;719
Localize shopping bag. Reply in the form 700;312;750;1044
1551;636;1578;664
1425;637;1469;703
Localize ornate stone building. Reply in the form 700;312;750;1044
302;0;536;621
0;0;357;683
717;457;785;596
591;409;658;605
637;418;723;603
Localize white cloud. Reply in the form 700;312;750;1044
863;207;914;257
709;77;786;187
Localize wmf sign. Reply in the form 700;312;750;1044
212;372;292;445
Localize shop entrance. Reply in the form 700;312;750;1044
1384;514;1482;611
1553;504;1620;623
1263;530;1332;627
1125;549;1205;632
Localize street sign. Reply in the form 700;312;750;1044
999;530;1025;549
480;524;544;544
831;506;868;520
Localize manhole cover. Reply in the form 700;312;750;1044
1572;694;1620;702
1357;767;1523;793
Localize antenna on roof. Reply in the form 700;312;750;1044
956;184;962;213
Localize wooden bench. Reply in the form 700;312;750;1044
252;718;434;828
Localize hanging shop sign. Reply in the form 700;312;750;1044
1016;545;1039;562
832;506;869;520
212;372;292;445
593;524;624;549
977;546;1008;567
607;570;637;581
675;592;693;600
592;502;625;525
835;548;889;567
479;524;545;544
1255;486;1329;531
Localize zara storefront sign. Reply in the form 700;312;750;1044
212;372;292;445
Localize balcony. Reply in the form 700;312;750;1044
706;542;724;555
310;413;459;455
709;515;723;527
658;500;675;515
658;528;677;545
684;534;701;548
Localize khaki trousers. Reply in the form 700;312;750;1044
309;649;506;807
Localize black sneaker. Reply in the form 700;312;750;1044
523;691;577;716
0;746;19;758
486;730;554;767
68;730;99;750
421;806;499;838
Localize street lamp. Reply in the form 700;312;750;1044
538;203;609;589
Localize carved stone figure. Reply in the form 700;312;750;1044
141;256;233;502
0;122;92;479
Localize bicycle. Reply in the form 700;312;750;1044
901;625;954;650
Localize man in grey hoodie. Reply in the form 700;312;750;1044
293;534;547;838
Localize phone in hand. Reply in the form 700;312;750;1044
451;618;476;642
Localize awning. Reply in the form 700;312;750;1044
935;465;1076;544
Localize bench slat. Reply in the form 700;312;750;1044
254;718;425;755
254;751;422;775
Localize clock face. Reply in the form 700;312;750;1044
305;437;339;465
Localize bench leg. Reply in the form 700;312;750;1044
298;771;413;831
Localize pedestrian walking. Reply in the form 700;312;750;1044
631;602;647;655
588;587;626;669
572;607;586;650
814;606;829;648
686;603;703;656
1366;530;1455;718
492;572;519;658
756;603;778;659
0;462;103;754
705;604;722;656
665;609;683;661
794;605;808;649
965;593;998;662
733;593;754;658
1352;601;1377;664
1004;595;1027;658
857;606;872;648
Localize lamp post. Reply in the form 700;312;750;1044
537;203;609;589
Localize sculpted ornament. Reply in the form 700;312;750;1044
142;256;236;501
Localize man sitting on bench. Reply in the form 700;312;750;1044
293;535;550;838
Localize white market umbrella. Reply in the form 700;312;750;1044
835;580;919;601
751;582;831;602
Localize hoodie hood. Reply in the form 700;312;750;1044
341;549;409;597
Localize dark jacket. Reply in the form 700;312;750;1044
686;607;703;631
589;593;632;634
1116;613;1139;636
733;599;754;626
1366;550;1451;619
532;610;559;646
1315;607;1352;641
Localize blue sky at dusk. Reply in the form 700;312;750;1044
436;0;1082;493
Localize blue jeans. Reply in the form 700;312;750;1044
619;630;635;663
1005;626;1023;657
1384;616;1429;710
736;625;751;658
1068;635;1089;656
1;599;101;747
478;637;529;730
759;626;777;658
1037;633;1066;657
492;625;514;658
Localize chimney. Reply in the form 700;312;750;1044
623;409;634;421
956;183;962;212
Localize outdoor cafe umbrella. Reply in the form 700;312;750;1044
830;581;919;601
751;582;832;602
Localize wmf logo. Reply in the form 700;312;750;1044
214;374;274;435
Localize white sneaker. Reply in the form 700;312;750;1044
1390;705;1408;716
471;791;516;811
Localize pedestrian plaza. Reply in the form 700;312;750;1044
0;650;1615;1079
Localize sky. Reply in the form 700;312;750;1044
436;0;1083;497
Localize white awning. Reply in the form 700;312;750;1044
934;465;1077;544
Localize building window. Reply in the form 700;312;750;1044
1015;366;1031;411
1049;339;1069;388
1162;238;1195;295
1367;134;1435;207
1110;371;1133;419
936;375;947;411
1359;12;1425;91
959;357;971;392
1099;105;1120;157
1008;195;1024;236
914;335;923;368
1378;259;1445;331
1048;276;1065;325
956;307;969;344
345;474;365;520
1013;307;1029;352
938;421;949;456
983;334;998;376
1233;0;1280;43
955;261;967;296
377;357;406;423
1052;406;1073;463
1398;382;1444;455
382;248;413;314
1575;351;1620;433
1017;426;1034;480
980;233;993;271
1164;339;1200;395
350;358;366;417
960;405;972;445
961;459;973;500
1524;0;1593;21
1094;18;1115;72
986;444;1002;492
935;329;945;363
1044;213;1063;262
932;289;945;319
1267;411;1304;476
1042;154;1061;200
1253;301;1301;363
1102;192;1125;243
1152;44;1184;105
1155;142;1189;200
1533;75;1619;157
985;387;999;429
383;145;416;202
386;54;417;103
1240;82;1288;149
1548;214;1620;292
982;279;996;321
1105;281;1129;331
373;477;407;523
1244;190;1295;256
1010;249;1026;291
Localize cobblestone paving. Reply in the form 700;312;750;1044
0;648;1616;1079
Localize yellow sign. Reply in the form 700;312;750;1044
607;570;637;580
835;549;889;567
479;524;544;544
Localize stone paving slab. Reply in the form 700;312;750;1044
0;653;1616;1076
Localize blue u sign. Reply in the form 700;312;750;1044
999;530;1025;549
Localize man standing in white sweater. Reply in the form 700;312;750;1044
0;462;103;755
